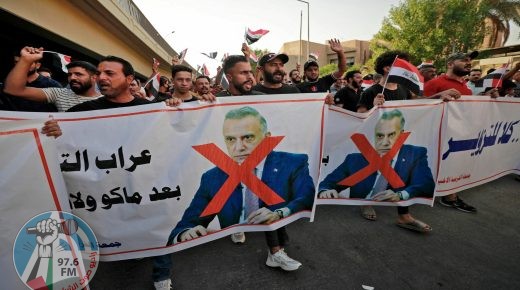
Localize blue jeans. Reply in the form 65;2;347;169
152;254;172;282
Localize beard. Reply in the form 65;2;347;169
351;80;361;89
264;70;285;84
70;80;92;95
234;80;253;95
452;66;469;77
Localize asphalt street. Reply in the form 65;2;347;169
90;174;520;290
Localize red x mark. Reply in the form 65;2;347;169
193;136;286;217
337;132;410;188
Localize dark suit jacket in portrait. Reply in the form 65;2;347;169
169;151;315;243
318;144;435;199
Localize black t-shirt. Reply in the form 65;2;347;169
153;92;172;102
67;96;151;112
334;86;362;112
296;74;335;93
252;84;300;95
216;90;265;96
358;83;412;111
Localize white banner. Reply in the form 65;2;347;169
0;119;69;290
1;95;519;269
435;96;520;195
315;100;443;207
13;94;325;261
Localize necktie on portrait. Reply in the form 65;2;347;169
244;168;259;218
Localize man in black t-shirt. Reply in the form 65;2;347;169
2;54;61;112
216;55;264;97
66;56;172;290
357;51;413;113
252;52;300;94
296;39;346;93
356;50;431;234
334;70;363;112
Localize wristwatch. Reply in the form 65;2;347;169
275;209;284;219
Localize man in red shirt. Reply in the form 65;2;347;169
424;51;477;97
424;51;479;213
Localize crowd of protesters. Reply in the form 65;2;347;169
2;42;519;290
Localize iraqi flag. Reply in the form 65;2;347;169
202;64;210;76
221;53;229;63
387;58;424;95
45;51;71;72
309;52;319;61
245;28;269;45
144;73;161;98
178;48;188;64
220;73;229;90
482;62;510;88
201;52;217;59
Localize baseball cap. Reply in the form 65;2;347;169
446;51;479;62
304;60;319;70
258;53;289;67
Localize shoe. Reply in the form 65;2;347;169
230;232;245;244
154;278;172;290
360;206;377;221
439;197;477;213
397;219;432;233
266;249;302;271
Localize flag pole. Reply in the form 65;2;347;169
299;10;303;68
495;58;512;89
380;55;399;96
143;73;159;87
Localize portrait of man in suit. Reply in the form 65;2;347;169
318;109;435;201
169;106;315;244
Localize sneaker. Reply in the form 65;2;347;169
154;278;172;290
266;249;302;271
440;197;477;213
230;232;245;244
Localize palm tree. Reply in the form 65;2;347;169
481;0;520;47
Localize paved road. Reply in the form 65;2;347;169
90;175;520;290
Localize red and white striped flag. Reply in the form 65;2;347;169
245;28;269;45
178;48;188;64
361;79;374;90
202;64;210;76
387;58;424;95
44;51;71;72
482;61;510;88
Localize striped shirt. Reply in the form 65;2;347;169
42;88;101;112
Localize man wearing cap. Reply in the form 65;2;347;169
423;51;478;99
253;52;300;94
424;51;480;213
296;39;347;93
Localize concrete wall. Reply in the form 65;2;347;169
0;0;176;77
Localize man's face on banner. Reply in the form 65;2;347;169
223;116;270;164
374;117;402;155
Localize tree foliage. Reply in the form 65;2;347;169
371;0;492;66
482;0;520;46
